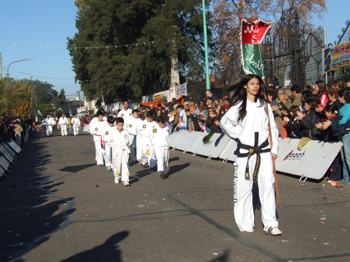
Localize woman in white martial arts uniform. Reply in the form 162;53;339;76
220;74;282;236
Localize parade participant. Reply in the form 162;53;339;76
126;109;142;163
117;100;133;128
58;114;69;136
109;117;133;186
44;114;56;137
220;74;282;236
150;115;170;179
90;111;107;166
103;116;116;172
136;111;157;168
71;115;81;136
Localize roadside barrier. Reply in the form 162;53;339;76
0;140;22;178
170;131;343;181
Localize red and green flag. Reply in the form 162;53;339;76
241;17;272;78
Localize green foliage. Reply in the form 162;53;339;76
58;89;67;104
22;79;59;104
0;78;32;116
68;0;210;103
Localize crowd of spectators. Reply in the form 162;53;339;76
0;116;37;147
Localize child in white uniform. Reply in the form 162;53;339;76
109;117;133;186
90;111;107;166
126;109;142;163
71;115;81;135
103;116;116;172
136;111;157;168
150;115;170;179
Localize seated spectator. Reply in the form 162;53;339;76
295;98;321;140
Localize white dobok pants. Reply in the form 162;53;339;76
234;153;278;232
94;136;104;165
139;137;156;168
73;125;80;135
61;125;67;136
113;147;130;182
153;146;169;172
46;126;53;137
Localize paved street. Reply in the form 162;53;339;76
0;130;350;262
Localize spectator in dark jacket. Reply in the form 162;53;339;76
295;98;321;140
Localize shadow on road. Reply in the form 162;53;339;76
61;231;129;262
207;250;230;262
0;133;76;261
167;163;190;177
60;164;96;173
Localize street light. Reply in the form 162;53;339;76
6;57;34;79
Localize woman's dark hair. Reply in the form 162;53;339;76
324;104;338;114
227;74;267;122
301;90;314;101
304;98;318;112
338;88;350;103
267;89;277;100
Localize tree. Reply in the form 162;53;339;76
22;79;59;104
0;78;33;117
212;0;326;86
68;0;211;103
58;89;67;104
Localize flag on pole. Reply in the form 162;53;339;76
241;17;272;78
35;109;43;117
69;108;73;117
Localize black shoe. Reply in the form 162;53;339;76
159;172;166;179
142;163;149;168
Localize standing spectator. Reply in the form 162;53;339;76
14;121;23;147
328;87;342;112
206;89;217;100
331;79;343;90
177;105;187;131
313;80;328;110
323;88;350;185
290;85;303;108
295;99;321;140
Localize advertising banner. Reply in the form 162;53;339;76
176;83;187;97
331;41;350;70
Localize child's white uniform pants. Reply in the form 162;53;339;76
113;147;130;183
234;153;278;232
139;137;156;168
153;146;169;172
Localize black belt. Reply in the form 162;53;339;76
235;132;271;183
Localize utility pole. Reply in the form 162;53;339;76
202;0;210;91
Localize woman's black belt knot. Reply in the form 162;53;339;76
234;132;271;183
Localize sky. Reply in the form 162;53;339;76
0;0;348;98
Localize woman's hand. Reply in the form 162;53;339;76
271;153;277;161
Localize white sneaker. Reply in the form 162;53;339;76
114;178;120;184
123;181;130;186
245;228;254;233
264;227;282;236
